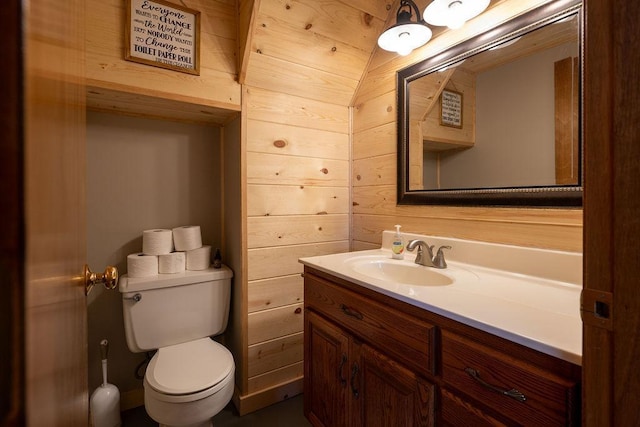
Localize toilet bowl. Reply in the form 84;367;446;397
119;266;235;427
144;338;235;427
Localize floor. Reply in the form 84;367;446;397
121;394;311;427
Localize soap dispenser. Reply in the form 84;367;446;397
391;225;405;260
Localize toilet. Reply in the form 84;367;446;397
119;266;235;427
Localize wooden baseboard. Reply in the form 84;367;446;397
119;388;145;411
232;377;303;416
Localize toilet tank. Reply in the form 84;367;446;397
119;266;233;353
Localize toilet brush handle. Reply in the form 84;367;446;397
100;339;109;360
102;359;108;386
100;339;109;386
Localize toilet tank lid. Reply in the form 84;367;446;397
119;265;233;293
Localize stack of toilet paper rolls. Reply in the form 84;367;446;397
126;226;212;278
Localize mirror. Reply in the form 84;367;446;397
397;0;582;206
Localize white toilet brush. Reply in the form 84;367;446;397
90;339;122;427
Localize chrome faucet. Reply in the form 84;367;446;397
406;240;451;269
406;240;436;267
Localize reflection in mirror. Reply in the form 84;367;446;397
398;1;582;206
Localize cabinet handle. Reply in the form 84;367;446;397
464;367;527;402
340;304;364;320
350;363;360;398
338;354;347;387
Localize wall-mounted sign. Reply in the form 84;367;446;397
440;89;463;128
125;0;200;75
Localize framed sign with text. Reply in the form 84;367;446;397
440;89;463;128
125;0;200;75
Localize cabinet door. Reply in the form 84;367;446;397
350;342;435;427
304;311;349;427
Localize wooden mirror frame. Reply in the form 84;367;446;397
397;0;583;207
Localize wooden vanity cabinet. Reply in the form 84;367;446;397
304;272;436;427
303;267;581;427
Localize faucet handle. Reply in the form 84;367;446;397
433;245;452;268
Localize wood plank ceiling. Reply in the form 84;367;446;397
238;0;505;108
239;0;393;106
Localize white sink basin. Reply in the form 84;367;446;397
300;241;583;365
349;258;454;286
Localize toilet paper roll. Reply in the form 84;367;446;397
158;252;186;274
172;225;202;251
142;229;174;255
127;253;159;278
186;245;211;271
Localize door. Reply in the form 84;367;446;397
350;343;434;427
583;0;640;425
23;0;88;425
304;311;349;427
1;0;25;424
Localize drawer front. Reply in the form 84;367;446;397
305;272;435;376
441;331;580;426
440;387;509;427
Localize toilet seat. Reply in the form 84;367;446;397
145;338;234;403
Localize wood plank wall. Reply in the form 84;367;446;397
243;86;350;398
85;0;241;117
352;0;583;253
237;0;390;411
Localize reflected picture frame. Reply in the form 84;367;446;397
440;89;464;129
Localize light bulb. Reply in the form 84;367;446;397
424;0;489;30
397;45;414;56
447;1;466;29
397;31;413;55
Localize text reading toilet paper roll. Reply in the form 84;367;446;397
172;225;202;251
142;229;174;255
159;252;186;274
186;245;211;270
127;253;159;277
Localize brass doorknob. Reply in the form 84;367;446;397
84;264;119;296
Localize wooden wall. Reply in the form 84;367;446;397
352;0;583;253
234;0;391;413
240;86;350;408
85;0;240;124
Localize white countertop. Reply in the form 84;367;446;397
300;236;582;366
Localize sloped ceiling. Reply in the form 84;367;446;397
239;0;392;106
238;0;504;107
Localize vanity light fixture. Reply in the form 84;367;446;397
424;0;490;30
377;0;432;56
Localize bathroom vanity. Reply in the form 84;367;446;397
301;233;582;426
